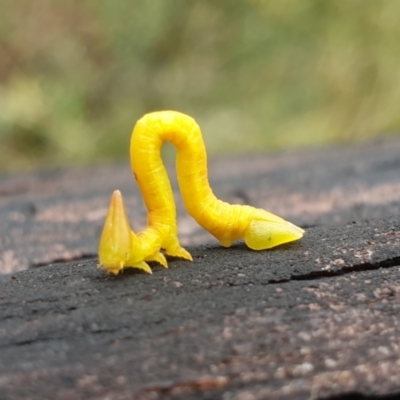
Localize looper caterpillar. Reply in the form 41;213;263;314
99;111;304;274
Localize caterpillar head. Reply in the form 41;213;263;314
244;208;304;250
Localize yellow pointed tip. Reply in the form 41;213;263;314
145;252;169;268
170;246;193;262
125;261;153;274
287;221;305;235
98;190;132;274
279;220;305;243
285;221;305;239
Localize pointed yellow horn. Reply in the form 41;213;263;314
98;190;132;275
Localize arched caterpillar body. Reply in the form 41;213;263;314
99;111;304;274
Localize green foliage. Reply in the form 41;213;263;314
1;0;399;171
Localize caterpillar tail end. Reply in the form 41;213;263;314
98;190;152;275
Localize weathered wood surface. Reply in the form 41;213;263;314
1;219;400;400
0;136;400;399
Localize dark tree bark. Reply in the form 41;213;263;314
1;137;400;399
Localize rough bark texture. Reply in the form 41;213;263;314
1;136;400;399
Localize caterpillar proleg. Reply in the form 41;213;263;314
99;111;304;274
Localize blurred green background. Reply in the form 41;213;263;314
1;0;399;172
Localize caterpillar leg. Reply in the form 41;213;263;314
145;251;168;268
166;246;193;261
163;237;193;261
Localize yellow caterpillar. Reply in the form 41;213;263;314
99;111;304;274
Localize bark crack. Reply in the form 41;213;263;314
268;256;400;284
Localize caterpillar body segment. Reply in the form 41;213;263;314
98;110;304;274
